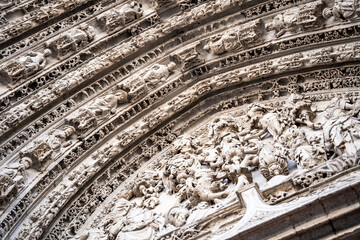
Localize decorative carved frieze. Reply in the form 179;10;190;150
1;0;360;240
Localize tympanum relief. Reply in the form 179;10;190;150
68;93;360;240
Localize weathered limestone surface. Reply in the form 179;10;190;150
1;0;360;239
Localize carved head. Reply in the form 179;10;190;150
322;7;333;19
115;89;128;103
167;206;189;227
167;62;177;71
43;49;52;58
19;157;32;169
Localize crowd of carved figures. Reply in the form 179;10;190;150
25;93;353;240
1;0;360;239
0;0;359;139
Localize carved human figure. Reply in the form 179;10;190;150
0;49;52;85
0;157;32;206
208;117;239;145
187;169;229;204
142;62;176;87
18;49;52;76
101;198;134;239
203;30;239;55
322;97;360;157
259;143;289;180
245;103;285;139
3;101;30;127
167;206;189;227
171;44;204;70
96;1;143;32
46;125;75;151
68;24;96;47
283;94;321;129
88;88;128;117
45;24;96;57
265;1;322;37
323;0;360;21
31;5;59;23
132;171;163;209
280;127;326;169
67;88;128;134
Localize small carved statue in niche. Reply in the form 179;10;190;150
204;20;262;55
45;24;96;58
2;101;30;128
142;62;176;87
96;1;143;32
0;49;52;86
323;0;360;21
19;125;75;172
18;49;52;76
265;1;323;37
30;5;60;23
171;44;204;71
89;88;128;117
67;88;128;135
203;29;240;55
0;157;32;207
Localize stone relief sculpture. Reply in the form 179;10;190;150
322;97;360;157
0;49;52;86
171;44;204;71
96;1;143;32
67;87;128;135
265;1;323;37
203;20;262;55
0;158;31;208
323;0;360;20
118;62;176;102
79;93;360;240
2;0;360;239
19;125;75;171
45;24;96;58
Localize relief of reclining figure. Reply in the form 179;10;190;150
67;88;129;135
322;0;360;21
203;20;262;55
45;24;96;58
0;49;52;87
265;1;323;37
96;1;143;33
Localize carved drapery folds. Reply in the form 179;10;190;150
96;1;144;33
0;49;52;86
74;93;360;240
1;0;360;239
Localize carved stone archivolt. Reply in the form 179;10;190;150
1;0;360;240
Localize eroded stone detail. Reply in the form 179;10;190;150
1;0;360;239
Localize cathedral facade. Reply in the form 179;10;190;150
1;0;360;239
